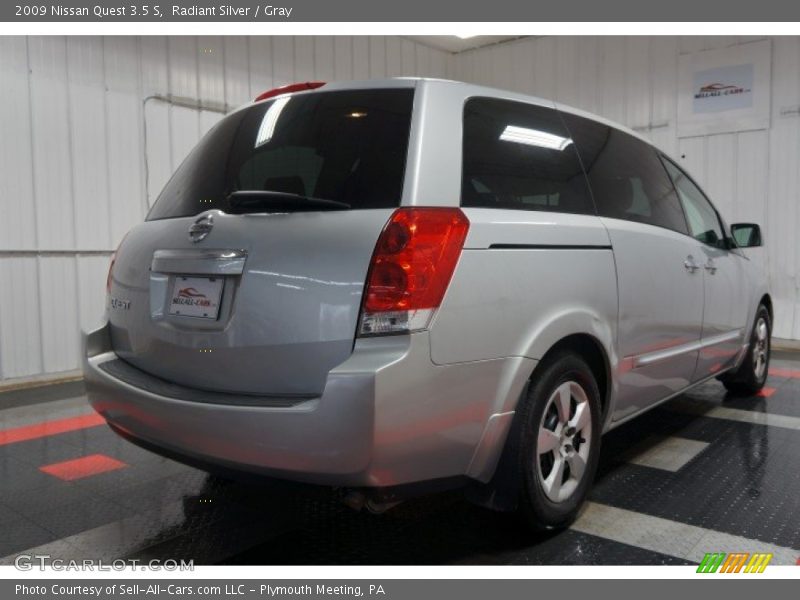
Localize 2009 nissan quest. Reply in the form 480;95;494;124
83;78;772;529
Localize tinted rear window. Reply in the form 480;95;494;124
147;89;415;220
461;97;594;215
561;112;689;235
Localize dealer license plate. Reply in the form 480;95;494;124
168;276;224;319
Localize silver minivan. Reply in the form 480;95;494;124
83;78;771;528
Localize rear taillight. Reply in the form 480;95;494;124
358;208;470;336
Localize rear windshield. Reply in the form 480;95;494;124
147;89;415;220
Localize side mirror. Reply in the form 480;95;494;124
730;223;762;248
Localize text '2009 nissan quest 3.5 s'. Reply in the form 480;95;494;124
83;78;771;529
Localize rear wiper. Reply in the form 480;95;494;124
226;190;350;213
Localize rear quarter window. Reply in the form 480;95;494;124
560;112;689;236
461;97;594;215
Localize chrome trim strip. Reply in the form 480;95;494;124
606;367;737;431
633;329;743;368
151;249;248;275
700;328;744;348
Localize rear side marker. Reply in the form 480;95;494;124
0;413;105;447
39;454;127;481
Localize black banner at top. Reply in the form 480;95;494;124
4;0;800;22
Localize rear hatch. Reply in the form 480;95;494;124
107;87;415;396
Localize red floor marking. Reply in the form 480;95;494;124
39;454;127;481
0;413;105;446
756;387;777;398
769;367;800;379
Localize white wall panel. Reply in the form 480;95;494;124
369;37;386;78
400;39;416;77
555;37;580;107
294;37;314;82
223;37;250;108
0;35;450;381
623;37;651;130
574;37;600;114
271;37;294;86
68;37;110;251
167;37;199;99
37;257;79;374
333;37;353;80
247;36;272;99
0;37;37;251
385;37;402;77
29;36;75;250
734;131;769;226
509;39;534;96
197;36;225;105
705;134;737;219
143;100;171;210
0;258;43;379
140;37;168;96
454;36;800;341
533;37;557;102
767;37;800;339
352;37;369;79
471;46;492;87
488;43;512;90
649;36;679;156
108;92;146;245
430;47;447;79
314;37;335;81
598;37;626;124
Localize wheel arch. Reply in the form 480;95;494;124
465;330;615;511
760;293;773;323
533;333;612;422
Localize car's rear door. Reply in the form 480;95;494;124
106;85;416;397
661;157;750;380
561;111;705;420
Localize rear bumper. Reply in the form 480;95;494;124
82;321;533;487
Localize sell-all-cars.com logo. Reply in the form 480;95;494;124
697;552;772;573
174;288;212;307
694;82;751;99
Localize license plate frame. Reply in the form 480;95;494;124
168;276;224;320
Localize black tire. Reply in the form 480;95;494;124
721;304;771;396
514;352;602;530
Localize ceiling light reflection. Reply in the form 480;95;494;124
499;125;573;151
255;96;291;148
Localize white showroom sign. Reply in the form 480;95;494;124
677;39;772;137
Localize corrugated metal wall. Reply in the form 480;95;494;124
2;35;799;382
0;35;450;381
450;36;800;341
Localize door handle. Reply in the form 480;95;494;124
704;259;717;275
684;256;700;273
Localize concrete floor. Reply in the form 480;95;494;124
2;352;800;566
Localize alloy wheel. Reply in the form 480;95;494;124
536;380;593;503
753;317;769;381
